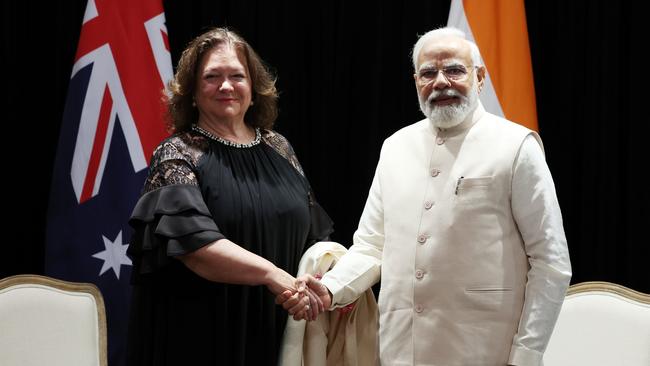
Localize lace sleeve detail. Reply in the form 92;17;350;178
142;132;208;193
261;129;305;176
144;159;197;193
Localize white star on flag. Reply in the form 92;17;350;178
92;230;132;279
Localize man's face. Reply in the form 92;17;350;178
414;36;484;128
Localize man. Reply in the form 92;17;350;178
281;27;571;366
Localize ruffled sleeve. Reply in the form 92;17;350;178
128;184;225;275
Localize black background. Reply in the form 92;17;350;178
2;0;649;293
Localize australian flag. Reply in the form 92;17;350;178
45;0;172;365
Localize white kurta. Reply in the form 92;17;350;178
321;103;571;366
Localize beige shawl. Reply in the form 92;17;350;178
278;242;379;366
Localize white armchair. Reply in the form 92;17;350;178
543;281;650;366
0;274;107;366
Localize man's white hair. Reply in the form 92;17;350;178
411;27;482;70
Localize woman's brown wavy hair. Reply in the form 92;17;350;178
166;27;278;132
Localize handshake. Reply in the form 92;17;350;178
269;270;332;321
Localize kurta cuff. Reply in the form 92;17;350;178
508;344;543;366
320;276;356;309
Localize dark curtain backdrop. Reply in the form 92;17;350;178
2;1;648;294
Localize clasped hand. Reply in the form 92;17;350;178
275;274;331;321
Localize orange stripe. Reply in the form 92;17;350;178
463;0;538;131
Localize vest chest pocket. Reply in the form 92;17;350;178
454;176;493;204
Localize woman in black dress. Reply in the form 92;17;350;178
126;27;333;366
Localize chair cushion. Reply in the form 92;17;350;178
0;280;103;366
544;285;650;366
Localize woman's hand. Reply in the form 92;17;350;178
178;240;317;319
264;266;299;296
265;267;312;320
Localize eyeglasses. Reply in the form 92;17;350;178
416;64;477;84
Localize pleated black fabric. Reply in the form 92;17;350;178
127;134;333;366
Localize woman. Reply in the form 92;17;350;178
126;27;333;366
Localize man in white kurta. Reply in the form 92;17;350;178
308;27;572;366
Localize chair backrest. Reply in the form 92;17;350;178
543;281;650;366
0;274;107;366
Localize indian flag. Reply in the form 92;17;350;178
448;0;538;131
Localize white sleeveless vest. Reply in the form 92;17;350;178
375;107;538;365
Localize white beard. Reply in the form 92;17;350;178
419;83;479;129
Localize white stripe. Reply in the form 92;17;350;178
92;107;116;197
70;47;107;202
70;44;147;203
144;13;173;96
82;0;98;24
447;0;505;118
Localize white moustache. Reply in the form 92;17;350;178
427;89;464;105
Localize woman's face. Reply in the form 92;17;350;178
195;44;252;124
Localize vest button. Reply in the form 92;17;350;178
430;168;440;177
417;235;427;244
415;269;424;279
436;137;445;145
424;201;434;209
415;304;424;313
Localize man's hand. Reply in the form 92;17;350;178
276;274;332;321
302;274;332;311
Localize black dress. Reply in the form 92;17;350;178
126;128;333;366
